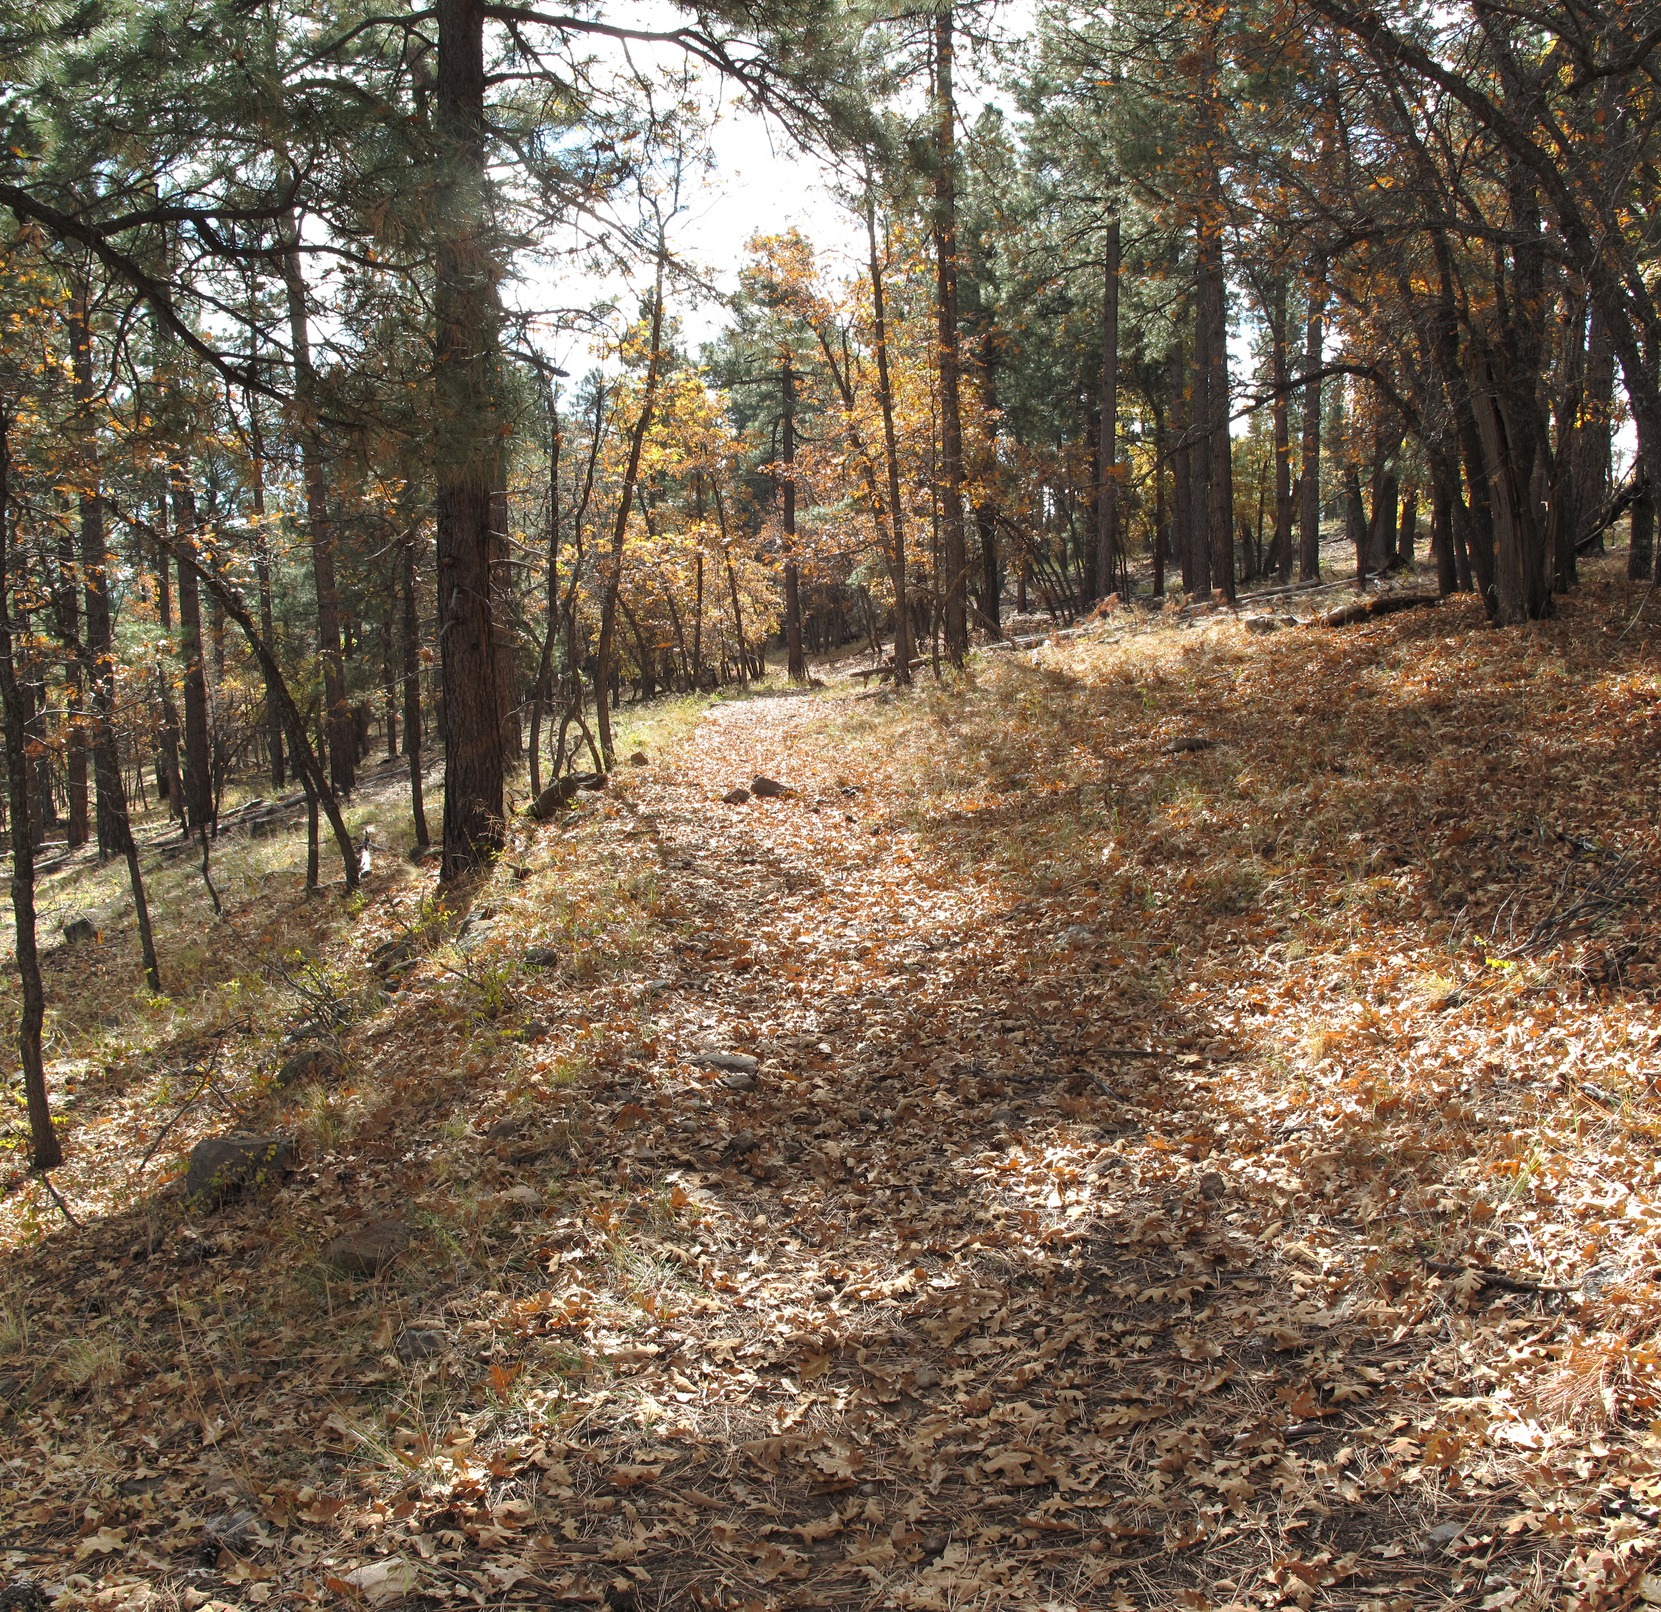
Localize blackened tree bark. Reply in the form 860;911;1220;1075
402;531;431;847
170;473;213;829
434;0;505;877
0;403;61;1170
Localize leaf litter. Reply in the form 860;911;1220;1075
5;563;1661;1610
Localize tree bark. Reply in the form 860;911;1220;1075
595;257;666;766
402;531;430;847
170;474;214;830
1271;279;1294;579
69;301;159;991
1298;266;1326;581
865;191;912;683
933;7;969;661
0;403;61;1169
280;212;354;799
1095;214;1121;601
781;359;805;681
434;0;505;877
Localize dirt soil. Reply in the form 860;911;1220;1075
5;559;1661;1612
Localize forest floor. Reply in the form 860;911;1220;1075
5;554;1661;1612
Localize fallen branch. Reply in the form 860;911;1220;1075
1323;592;1441;627
1424;1259;1571;1295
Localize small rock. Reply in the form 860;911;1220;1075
751;776;794;798
62;915;95;945
723;787;751;805
524;946;561;968
276;1045;334;1088
1199;1171;1228;1201
629;751;649;767
720;1070;758;1092
185;1134;298;1207
1424;1520;1464;1548
395;1326;449;1363
323;1218;410;1277
697;1051;759;1075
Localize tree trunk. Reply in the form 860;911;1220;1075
0;403;61;1170
595;257;666;766
1187;303;1212;597
1170;338;1192;594
934;8;969;662
434;0;505;877
1271;279;1294;579
1299;266;1326;581
69;302;159;991
281;213;354;799
170;475;214;830
1095;214;1121;601
402;532;430;847
245;395;285;788
866;190;912;683
781;360;805;682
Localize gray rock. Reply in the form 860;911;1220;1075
62;916;95;945
751;776;794;798
185;1134;298;1207
323;1218;410;1277
697;1052;759;1075
395;1326;449;1363
276;1045;334;1088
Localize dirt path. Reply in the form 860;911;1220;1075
8;592;1660;1610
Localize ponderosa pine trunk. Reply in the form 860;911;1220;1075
934;7;969;660
865;192;912;684
1270;280;1294;580
782;360;805;682
170;475;213;830
281;215;354;799
0;402;61;1170
434;0;505;877
1095;214;1121;601
69;301;159;992
1299;266;1325;581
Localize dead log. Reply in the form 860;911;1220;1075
1322;592;1441;628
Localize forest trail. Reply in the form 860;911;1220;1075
7;571;1661;1611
